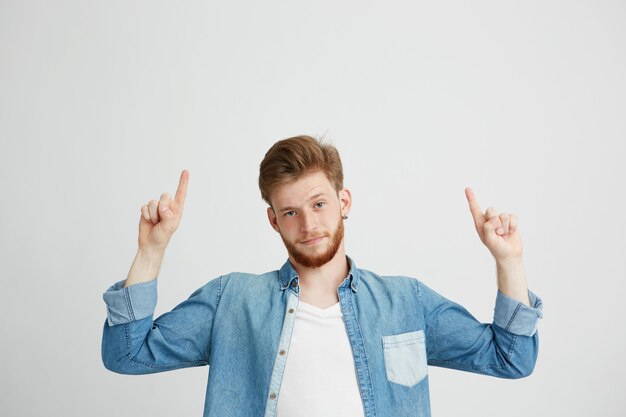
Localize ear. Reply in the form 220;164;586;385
338;188;352;217
267;206;280;233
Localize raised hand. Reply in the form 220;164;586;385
138;170;189;252
464;187;522;262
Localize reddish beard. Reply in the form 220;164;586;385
280;216;344;268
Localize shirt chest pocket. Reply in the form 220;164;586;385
381;329;428;388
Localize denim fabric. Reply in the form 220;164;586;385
102;255;543;417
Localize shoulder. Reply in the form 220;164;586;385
190;270;277;294
217;269;279;293
357;267;422;293
189;271;278;307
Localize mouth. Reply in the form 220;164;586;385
301;236;326;245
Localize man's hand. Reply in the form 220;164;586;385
138;170;190;253
123;170;189;288
464;187;523;262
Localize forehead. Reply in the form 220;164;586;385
272;171;335;208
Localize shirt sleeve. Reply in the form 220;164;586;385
415;279;544;379
493;289;544;337
102;278;158;326
101;275;225;375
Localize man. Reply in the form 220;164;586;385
102;135;543;417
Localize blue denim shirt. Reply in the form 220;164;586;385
102;255;543;417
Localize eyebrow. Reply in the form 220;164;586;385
278;193;327;212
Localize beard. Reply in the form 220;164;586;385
279;215;344;269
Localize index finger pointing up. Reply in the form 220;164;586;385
465;187;484;226
175;169;189;206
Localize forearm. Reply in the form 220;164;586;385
495;257;531;306
124;248;165;287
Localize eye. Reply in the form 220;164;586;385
285;211;295;217
315;201;326;208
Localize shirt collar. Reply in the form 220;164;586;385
278;254;360;293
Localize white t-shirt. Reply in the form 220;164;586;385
276;299;366;417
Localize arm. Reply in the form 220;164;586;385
416;278;543;379
429;187;542;377
101;274;224;375
101;169;216;374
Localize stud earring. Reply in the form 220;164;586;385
342;214;348;220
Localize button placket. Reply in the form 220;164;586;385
263;291;299;416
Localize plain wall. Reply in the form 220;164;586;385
1;1;624;416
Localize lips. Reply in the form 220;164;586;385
302;236;325;244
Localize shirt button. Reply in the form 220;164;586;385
270;393;277;400
279;349;286;356
291;281;297;287
288;308;294;313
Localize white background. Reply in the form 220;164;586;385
1;1;624;416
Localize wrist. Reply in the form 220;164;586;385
125;249;165;288
137;246;166;260
495;256;523;268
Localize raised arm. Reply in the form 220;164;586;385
416;187;543;378
101;169;222;375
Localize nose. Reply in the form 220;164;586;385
299;210;317;234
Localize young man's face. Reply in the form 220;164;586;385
267;170;351;268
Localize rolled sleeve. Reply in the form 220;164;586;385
493;289;543;337
102;279;158;326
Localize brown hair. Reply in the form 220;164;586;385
259;135;344;208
